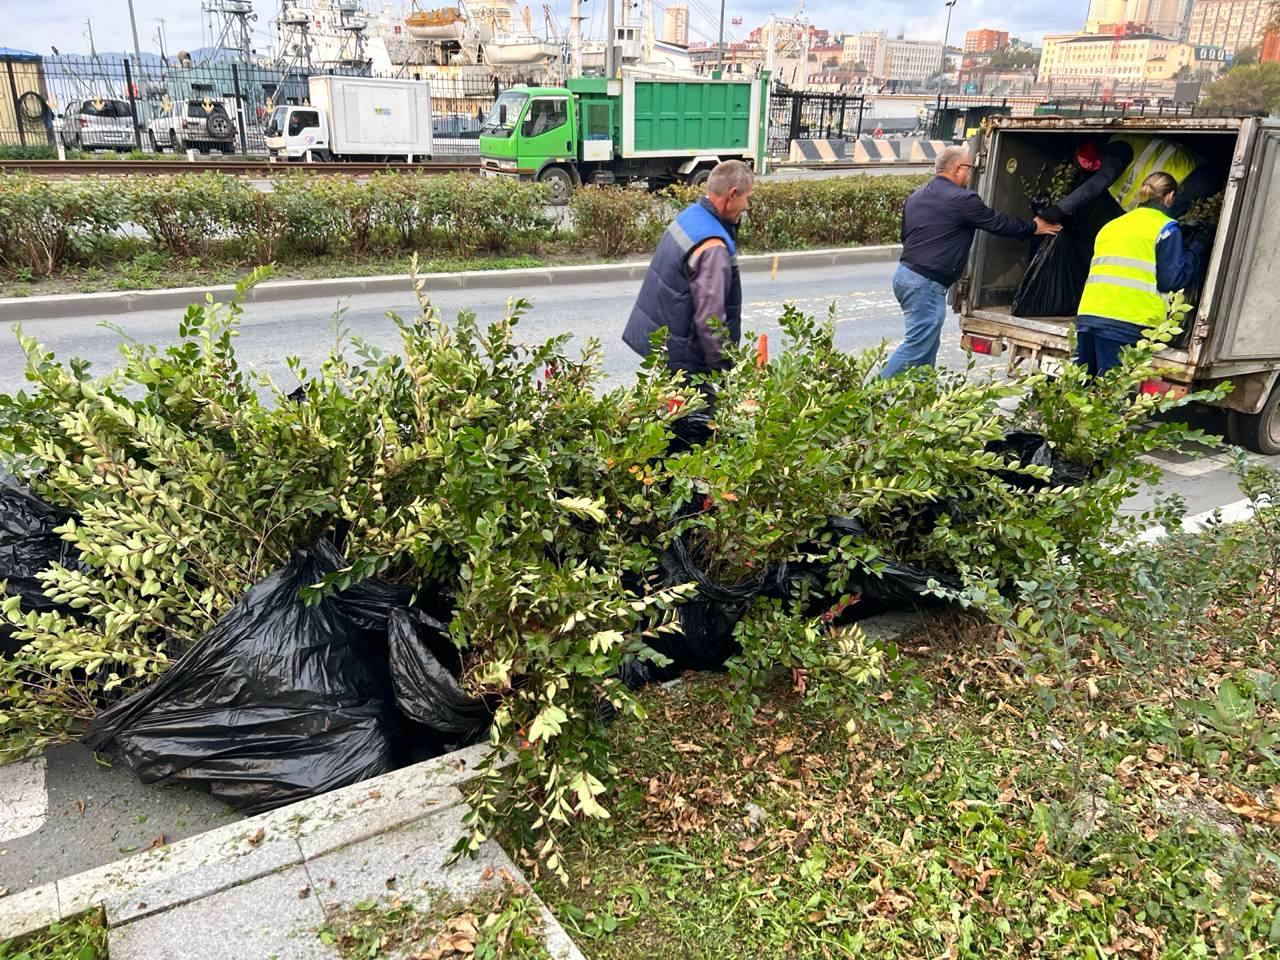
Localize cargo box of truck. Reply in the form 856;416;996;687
957;115;1280;454
266;75;433;162
479;71;769;203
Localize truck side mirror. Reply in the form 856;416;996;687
499;105;507;125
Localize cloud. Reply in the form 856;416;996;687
5;0;244;56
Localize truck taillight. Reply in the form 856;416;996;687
961;334;999;355
1139;378;1188;399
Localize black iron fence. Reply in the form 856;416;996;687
1032;98;1210;118
768;89;866;157
0;53;503;157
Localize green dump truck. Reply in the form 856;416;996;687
478;73;770;203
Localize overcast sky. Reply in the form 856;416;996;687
3;0;1088;58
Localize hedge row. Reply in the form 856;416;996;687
0;172;554;276
0;171;927;280
569;176;924;257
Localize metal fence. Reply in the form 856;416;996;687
1032;98;1209;118
768;89;867;157
0;53;503;157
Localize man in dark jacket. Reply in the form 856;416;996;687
623;159;753;376
882;146;1061;378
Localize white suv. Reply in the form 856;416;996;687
149;99;238;153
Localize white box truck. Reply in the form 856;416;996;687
265;75;433;162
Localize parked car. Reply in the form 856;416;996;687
149;98;237;153
432;112;483;140
57;98;135;151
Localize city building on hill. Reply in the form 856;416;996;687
662;5;689;46
1186;0;1270;54
965;29;1009;53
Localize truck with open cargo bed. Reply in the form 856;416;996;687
957;114;1280;455
478;72;770;203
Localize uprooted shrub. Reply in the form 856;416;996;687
0;271;1218;877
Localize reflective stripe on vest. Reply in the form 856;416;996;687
1077;206;1170;326
1107;134;1200;212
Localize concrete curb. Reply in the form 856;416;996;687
0;607;921;953
0;245;903;323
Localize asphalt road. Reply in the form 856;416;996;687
1;260;935;392
0;258;1274;897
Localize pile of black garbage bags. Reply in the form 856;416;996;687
0;429;1084;812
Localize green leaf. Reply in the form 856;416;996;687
527;704;568;743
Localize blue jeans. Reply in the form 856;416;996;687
882;264;949;379
1075;316;1144;377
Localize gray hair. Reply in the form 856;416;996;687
707;159;754;196
936;145;970;175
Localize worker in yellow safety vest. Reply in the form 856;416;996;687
1041;134;1220;224
1074;171;1207;376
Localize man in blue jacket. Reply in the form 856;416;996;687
623;160;753;376
882;146;1061;378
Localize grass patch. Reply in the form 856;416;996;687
0;252;571;298
0;911;107;960
512;516;1280;959
318;878;551;959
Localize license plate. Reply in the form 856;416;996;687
1038;356;1064;377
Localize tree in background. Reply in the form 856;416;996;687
1233;45;1259;66
987;45;1039;70
1202;61;1280;113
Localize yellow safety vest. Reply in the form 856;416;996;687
1107;134;1199;212
1077;206;1171;327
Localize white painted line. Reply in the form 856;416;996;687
0;756;48;843
1140;453;1234;478
1137;496;1263;543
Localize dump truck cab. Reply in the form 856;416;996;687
479;86;580;202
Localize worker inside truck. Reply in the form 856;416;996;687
1074;170;1207;376
1008;129;1227;346
1040;134;1227;224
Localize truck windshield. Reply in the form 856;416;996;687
481;92;528;138
266;106;289;137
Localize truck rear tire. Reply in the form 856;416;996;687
1227;380;1280;456
687;167;711;187
539;167;573;205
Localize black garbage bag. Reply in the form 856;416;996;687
985;431;1089;489
668;408;714;454
83;540;404;813
0;476;85;658
1011;230;1088;318
387;606;492;748
789;516;962;621
644;536;788;675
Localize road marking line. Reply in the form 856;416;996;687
1139;453;1234;478
1136;497;1262;543
0;756;48;843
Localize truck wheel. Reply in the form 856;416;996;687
539;167;573;205
687;167;711;187
1227;381;1280;456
